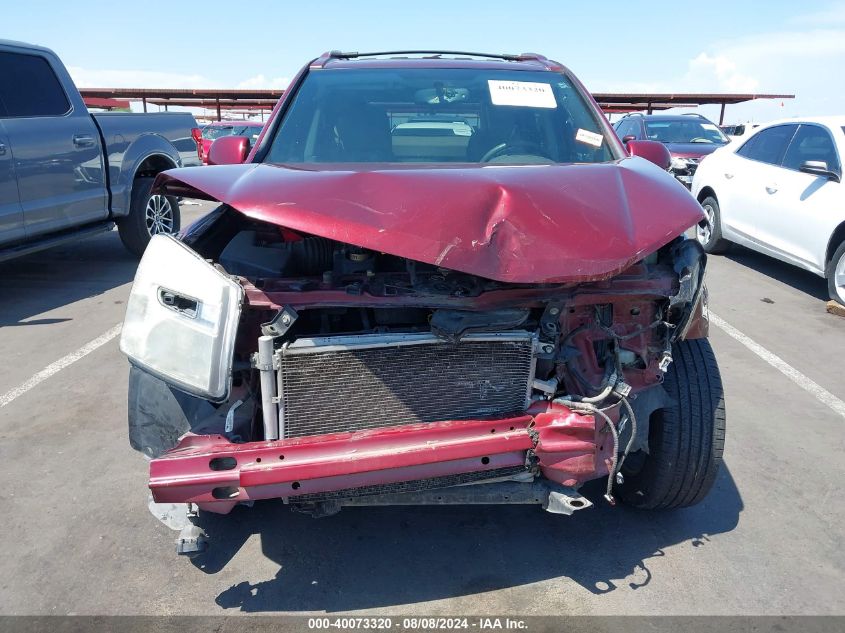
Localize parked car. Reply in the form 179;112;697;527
120;50;723;553
198;121;263;164
720;123;758;141
692;117;845;305
614;113;730;187
0;41;202;260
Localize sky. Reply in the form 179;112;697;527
4;0;845;124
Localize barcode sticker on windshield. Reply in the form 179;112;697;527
488;80;557;108
575;128;603;147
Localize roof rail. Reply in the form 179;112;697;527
312;50;557;68
681;112;707;118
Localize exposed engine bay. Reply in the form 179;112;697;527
129;204;707;516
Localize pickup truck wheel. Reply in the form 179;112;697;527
826;241;845;306
619;338;726;509
696;196;730;254
118;177;181;257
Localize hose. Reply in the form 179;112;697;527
616;396;638;474
576;365;617;404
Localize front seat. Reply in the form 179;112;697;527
329;104;392;162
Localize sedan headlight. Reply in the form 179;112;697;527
670;156;690;171
120;235;243;402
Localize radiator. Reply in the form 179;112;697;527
276;332;537;439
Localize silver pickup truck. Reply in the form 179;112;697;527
0;40;202;261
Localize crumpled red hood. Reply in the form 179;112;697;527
156;157;703;284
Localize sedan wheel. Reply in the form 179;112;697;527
697;202;714;245
696;195;729;254
828;241;845;305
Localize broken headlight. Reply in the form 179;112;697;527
120;235;243;402
668;237;706;340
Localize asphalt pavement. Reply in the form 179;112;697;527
0;201;842;616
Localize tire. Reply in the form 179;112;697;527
619;338;726;510
696;195;730;254
826;241;845;305
118;177;181;257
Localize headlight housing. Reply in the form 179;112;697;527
120;235;243;402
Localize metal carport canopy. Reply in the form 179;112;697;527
78;88;794;123
593;92;795;123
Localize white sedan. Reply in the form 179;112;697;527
691;117;845;304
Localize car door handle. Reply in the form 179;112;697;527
724;173;733;179
765;184;778;194
0;142;6;155
72;134;96;148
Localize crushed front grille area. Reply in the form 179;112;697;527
278;332;536;439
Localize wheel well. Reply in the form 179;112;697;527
826;221;845;266
696;186;716;204
135;154;176;181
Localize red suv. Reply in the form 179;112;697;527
198;120;264;164
121;51;723;554
614;113;730;188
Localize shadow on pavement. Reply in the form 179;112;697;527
724;246;828;301
193;464;742;612
0;230;139;326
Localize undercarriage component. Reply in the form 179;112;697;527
293;480;593;518
147;500;208;557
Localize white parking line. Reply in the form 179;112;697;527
711;312;845;420
0;323;122;409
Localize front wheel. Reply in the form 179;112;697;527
118;177;181;257
696;196;730;254
619;338;726;509
826;241;845;306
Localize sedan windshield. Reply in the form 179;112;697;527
645;119;729;144
265;68;616;165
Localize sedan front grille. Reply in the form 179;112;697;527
276;332;537;439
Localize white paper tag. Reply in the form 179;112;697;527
575;128;603;147
701;123;719;131
488;80;557;108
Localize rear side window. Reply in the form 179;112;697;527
736;124;797;165
781;124;840;173
0;52;71;118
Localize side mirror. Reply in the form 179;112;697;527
207;135;249;166
621;135;637;143
799;160;841;182
626;139;672;170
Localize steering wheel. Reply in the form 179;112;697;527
480;141;546;162
689;137;712;143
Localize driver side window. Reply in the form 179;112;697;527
781;125;840;174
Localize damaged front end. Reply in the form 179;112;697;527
121;200;708;523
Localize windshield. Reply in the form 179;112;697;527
265;68;615;165
645;119;729;144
